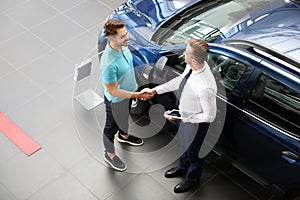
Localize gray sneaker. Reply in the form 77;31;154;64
104;152;126;172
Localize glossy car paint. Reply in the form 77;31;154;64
220;0;300;59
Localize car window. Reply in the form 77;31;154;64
209;53;246;97
245;74;300;138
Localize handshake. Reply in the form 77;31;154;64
135;87;181;121
136;88;181;121
137;88;156;101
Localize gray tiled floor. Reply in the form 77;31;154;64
0;0;278;199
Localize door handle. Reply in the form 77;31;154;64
282;151;300;164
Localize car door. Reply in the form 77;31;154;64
220;64;300;192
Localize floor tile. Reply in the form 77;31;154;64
188;173;257;200
0;0;29;12
88;22;104;37
44;0;86;12
39;118;92;169
46;75;75;115
70;155;137;199
0;31;51;69
0;184;16;200
20;50;74;90
0;150;64;199
0;57;16;79
71;113;103;152
128;104;169;140
57;31;98;64
5;0;59;29
64;0;113;29
97;0;124;10
8;93;68;141
126;122;178;154
0;71;43;113
106;174;178;200
0;13;26;44
31;14;86;48
28;173;99;200
0;133;21;165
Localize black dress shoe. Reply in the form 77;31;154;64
164;167;186;178
174;180;198;193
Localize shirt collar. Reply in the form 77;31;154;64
188;61;208;75
107;41;123;57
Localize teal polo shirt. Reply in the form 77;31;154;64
100;42;137;103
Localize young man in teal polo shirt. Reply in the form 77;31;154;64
100;19;153;171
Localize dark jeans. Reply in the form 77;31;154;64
176;122;210;182
103;96;130;153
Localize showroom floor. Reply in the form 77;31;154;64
0;0;281;199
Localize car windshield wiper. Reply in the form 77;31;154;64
179;5;203;19
180;0;227;20
125;1;154;28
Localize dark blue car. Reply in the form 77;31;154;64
98;0;300;199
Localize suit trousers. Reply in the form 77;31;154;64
177;122;210;182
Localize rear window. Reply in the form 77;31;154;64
245;74;300;138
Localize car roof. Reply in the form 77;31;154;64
223;39;300;74
227;0;300;62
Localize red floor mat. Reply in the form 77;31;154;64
0;112;41;156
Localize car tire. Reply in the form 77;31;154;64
130;98;150;116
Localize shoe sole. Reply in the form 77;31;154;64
117;137;144;146
104;155;127;172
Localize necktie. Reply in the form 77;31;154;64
176;69;192;107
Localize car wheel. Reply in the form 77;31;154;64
130;98;150;116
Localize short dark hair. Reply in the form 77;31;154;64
104;19;125;36
188;38;209;63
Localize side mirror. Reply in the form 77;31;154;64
153;56;168;81
142;56;168;82
154;56;168;72
142;64;153;80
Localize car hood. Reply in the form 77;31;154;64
128;0;199;26
115;0;200;40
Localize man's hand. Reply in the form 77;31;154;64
139;88;156;101
164;110;181;121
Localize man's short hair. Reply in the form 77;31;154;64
188;38;209;63
104;19;125;36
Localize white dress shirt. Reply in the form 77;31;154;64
154;61;217;123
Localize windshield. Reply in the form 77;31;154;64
152;0;279;46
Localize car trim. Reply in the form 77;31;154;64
223;39;300;74
260;61;300;87
238;103;300;141
215;84;300;141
